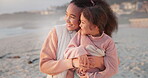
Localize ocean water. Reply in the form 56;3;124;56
0;27;49;39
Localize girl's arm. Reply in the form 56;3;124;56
39;28;74;75
64;31;88;59
85;40;119;78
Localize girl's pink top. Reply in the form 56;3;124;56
64;31;119;78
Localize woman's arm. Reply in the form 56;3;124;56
39;28;74;75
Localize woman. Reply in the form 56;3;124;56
39;0;118;78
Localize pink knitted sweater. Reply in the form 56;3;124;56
64;31;119;78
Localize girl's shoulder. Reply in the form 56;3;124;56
104;33;112;39
103;33;114;43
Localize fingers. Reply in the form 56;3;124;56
77;68;86;76
78;55;89;69
88;56;105;69
88;56;100;68
88;58;95;68
83;55;89;68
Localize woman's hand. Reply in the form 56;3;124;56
72;55;89;68
88;56;105;70
72;56;105;71
76;68;86;76
78;54;89;69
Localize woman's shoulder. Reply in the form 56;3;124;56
54;24;68;35
46;24;66;37
54;24;66;31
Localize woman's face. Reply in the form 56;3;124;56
65;3;82;31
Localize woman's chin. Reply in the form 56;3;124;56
66;25;73;30
66;26;77;31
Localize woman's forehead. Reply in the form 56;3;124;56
66;3;82;16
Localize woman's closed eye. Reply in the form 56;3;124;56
65;12;76;19
69;14;76;19
65;14;75;19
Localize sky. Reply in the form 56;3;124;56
0;0;71;14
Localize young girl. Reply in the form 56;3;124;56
64;4;119;78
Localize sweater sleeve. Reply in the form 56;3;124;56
39;28;73;75
85;40;119;78
64;31;88;59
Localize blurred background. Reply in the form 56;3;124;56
0;0;148;78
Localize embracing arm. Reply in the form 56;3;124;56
86;40;119;78
39;28;73;75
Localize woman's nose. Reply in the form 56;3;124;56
65;16;70;23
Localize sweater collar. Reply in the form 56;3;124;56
88;32;105;41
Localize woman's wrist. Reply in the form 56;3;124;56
72;58;75;68
72;58;79;68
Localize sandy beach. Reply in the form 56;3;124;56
0;24;148;78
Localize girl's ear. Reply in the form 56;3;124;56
89;25;93;30
93;25;99;32
93;25;99;30
95;25;99;30
90;24;96;30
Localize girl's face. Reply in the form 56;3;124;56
80;14;91;35
80;13;100;36
64;3;82;31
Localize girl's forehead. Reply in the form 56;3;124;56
81;13;88;22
